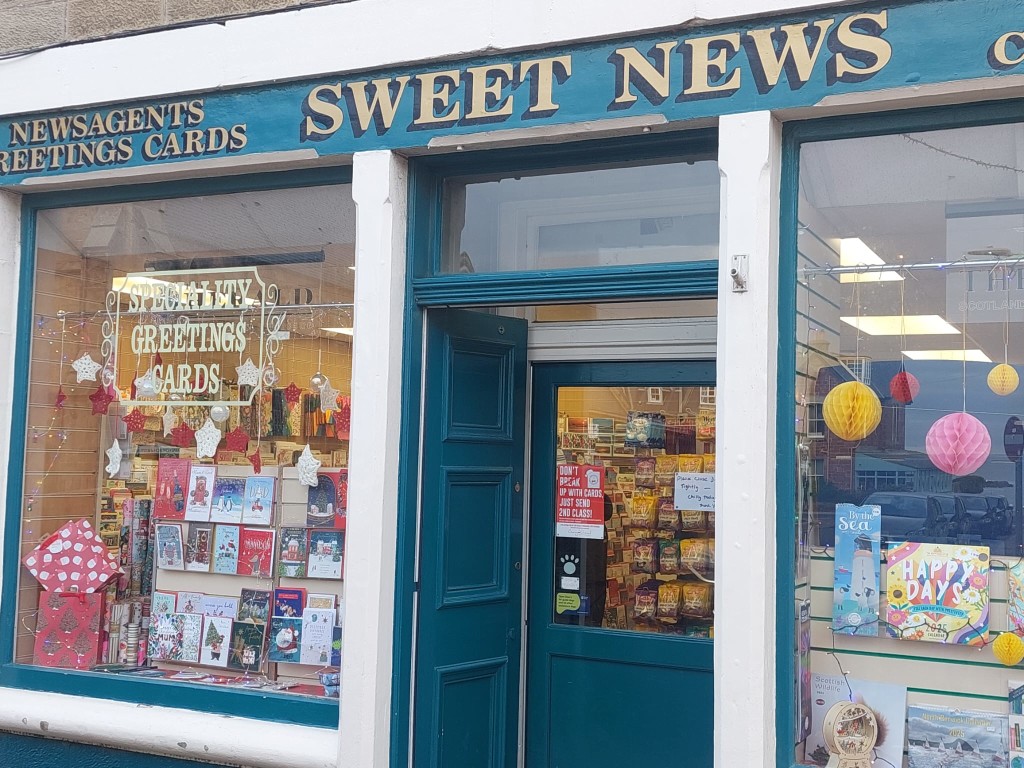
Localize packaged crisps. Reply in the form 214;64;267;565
657;581;683;619
631;538;658;574
697;408;716;440
682;582;713;617
655;455;677;486
705;538;715;576
659;540;680;574
630;493;657;527
678;538;708;574
678;509;706;532
634;457;656;488
657;497;679;530
617;472;636;492
634;583;658;620
702;454;716;473
677;454;704;473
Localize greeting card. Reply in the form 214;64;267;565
299;608;336;665
331;625;342;667
307;473;339;528
273;587;306;618
278;527;309;577
199;616;232;668
307;530;344;580
155;523;184;570
227;621;266;672
210;477;245;524
154;458;191;519
185;466;217;522
184;523;212;572
886;542;990;645
212;525;240;575
149;612;202;663
176;591;204;614
237;528;275;579
268;616;302;663
199;595;239;619
237;589;271;624
151;591;177;617
242;476;276;526
307;593;336;610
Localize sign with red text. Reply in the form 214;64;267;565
556;464;604;540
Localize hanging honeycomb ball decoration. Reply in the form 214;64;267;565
889;370;920;405
925;412;991;476
988;363;1019;396
822;381;882;441
993;632;1024;666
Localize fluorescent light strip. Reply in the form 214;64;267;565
903;349;992;362
322;327;354;336
839;238;903;283
840;315;961;336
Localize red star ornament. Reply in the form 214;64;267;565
248;450;262;473
89;383;116;415
170;421;195;448
54;386;67;410
122;408;147;433
225;426;250;453
284;382;302;406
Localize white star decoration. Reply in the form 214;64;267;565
235;358;261;388
72;353;102;383
318;377;340;413
296;444;321;487
194;418;223;460
162;407;178;438
134;368;161;398
105;439;122;477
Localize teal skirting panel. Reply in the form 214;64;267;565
0;732;237;767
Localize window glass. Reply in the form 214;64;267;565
20;184;353;700
794;124;1024;765
442;158;719;273
553;385;715;636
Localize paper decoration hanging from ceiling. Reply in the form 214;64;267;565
988;363;1020;396
888;370;920;405
105;439;122;477
194;418;223;460
71;352;101;383
297;445;322;487
925;412;991;476
822;381;881;441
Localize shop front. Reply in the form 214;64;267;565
1;1;1024;767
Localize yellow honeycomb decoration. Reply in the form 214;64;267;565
822;381;881;441
988;363;1019;396
993;632;1024;666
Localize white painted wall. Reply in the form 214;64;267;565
715;111;781;768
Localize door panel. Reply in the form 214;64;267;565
526;362;716;768
414;309;527;768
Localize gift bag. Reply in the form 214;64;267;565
22;519;121;593
32;590;105;670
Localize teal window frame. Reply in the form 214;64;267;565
2;166;351;727
777;97;1024;768
393;128;720;767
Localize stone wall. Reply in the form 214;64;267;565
0;0;346;56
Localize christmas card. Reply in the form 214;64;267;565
154;458;191;519
273;587;306;618
185;465;217;522
199;616;232;668
278;527;309;578
268;616;302;664
212;525;240;575
307;530;344;580
306;473;339;528
176;591;204;614
184;523;212;572
199;595;239;619
149;612;202;663
307;593;336;610
227;621;266;672
155;523;184;570
210;477;245;524
299;608;336;666
331;625;342;667
151;590;177;617
242;476;275;526
237;528;275;579
237;589;271;624
886;541;990;645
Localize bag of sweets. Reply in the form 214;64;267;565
657;497;679;530
617;472;636;492
659;540;680;574
657;581;684;619
678;509;706;532
682;582;713;618
702;454;716;473
631;539;658;574
655;455;678;486
634;457;657;488
634;582;659;620
678;538;708;574
677;454;704;473
704;537;715;577
630;493;657;527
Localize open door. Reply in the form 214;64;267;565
412;309;528;768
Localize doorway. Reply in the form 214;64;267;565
412;308;716;767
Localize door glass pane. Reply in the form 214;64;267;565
553;385;716;637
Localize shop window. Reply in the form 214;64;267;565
793;121;1024;767
13;181;353;711
441;156;719;274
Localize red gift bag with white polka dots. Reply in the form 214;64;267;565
22;519;121;593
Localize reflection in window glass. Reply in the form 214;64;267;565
553;385;715;637
794;124;1024;766
442;158;719;273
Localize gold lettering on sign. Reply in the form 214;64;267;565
991;31;1024;68
684;33;742;96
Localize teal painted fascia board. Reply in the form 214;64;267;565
1;166;350;727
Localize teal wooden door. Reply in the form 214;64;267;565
526;362;716;768
413;309;528;768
